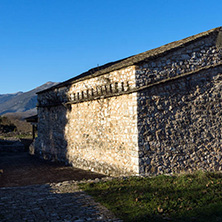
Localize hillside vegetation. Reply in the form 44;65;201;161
0;115;32;138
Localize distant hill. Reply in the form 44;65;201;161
0;92;23;104
0;82;58;118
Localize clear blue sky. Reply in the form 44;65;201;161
0;0;221;94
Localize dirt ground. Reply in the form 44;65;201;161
0;151;105;187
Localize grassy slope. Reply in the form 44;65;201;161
80;172;222;222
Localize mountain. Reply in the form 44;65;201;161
0;82;58;118
0;92;23;104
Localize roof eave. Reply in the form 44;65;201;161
37;26;221;95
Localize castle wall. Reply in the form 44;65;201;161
135;33;221;88
35;29;222;176
35;66;139;176
135;33;222;175
65;93;138;176
137;65;222;175
34;105;68;161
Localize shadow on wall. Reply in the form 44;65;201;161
135;31;222;175
136;65;222;175
33;84;71;164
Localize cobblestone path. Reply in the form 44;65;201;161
0;180;122;222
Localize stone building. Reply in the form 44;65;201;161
35;27;222;176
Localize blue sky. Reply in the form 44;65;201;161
0;0;221;94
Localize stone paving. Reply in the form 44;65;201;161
0;180;122;222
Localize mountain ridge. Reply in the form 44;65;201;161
0;82;58;118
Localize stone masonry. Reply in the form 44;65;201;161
36;66;139;176
34;27;222;176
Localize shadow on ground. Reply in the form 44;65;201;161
0;150;105;187
0;179;119;222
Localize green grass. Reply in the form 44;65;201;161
80;171;222;222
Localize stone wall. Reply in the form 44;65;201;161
65;93;138;176
35;66;139;176
35;28;222;176
136;33;221;88
37;66;136;107
135;32;222;175
137;64;222;175
34;105;68;161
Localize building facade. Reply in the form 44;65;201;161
34;27;222;176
